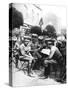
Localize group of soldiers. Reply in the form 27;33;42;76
10;26;66;84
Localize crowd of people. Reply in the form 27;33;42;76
9;25;66;84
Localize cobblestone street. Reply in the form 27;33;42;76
12;68;60;87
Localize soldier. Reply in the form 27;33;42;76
19;36;34;75
30;34;42;70
44;40;64;81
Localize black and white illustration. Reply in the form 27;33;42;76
9;3;66;86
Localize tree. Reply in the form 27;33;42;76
30;26;42;35
9;4;24;30
46;25;57;38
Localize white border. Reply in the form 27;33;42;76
0;0;68;89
